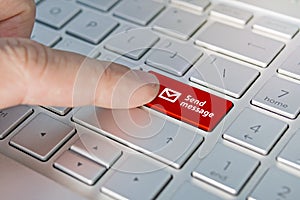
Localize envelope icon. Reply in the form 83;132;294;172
158;88;182;103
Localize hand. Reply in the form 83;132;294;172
0;0;159;109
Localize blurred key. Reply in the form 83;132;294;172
36;0;81;29
76;0;119;12
43;106;71;116
153;7;206;40
196;22;285;67
104;28;159;60
210;3;253;25
172;182;223;200
277;129;300;170
54;37;99;58
31;23;61;47
66;12;119;44
253;17;298;39
278;47;300;80
172;0;210;12
113;0;164;26
146;39;203;76
0;153;85;200
0;106;32;139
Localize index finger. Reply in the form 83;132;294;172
0;38;159;109
0;0;35;38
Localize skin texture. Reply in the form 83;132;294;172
0;0;159;109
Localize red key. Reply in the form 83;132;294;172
146;72;233;132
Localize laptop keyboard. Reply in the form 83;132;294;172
1;0;300;199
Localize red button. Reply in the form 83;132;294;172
146;72;233;132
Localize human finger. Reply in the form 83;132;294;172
0;38;159;109
0;0;35;38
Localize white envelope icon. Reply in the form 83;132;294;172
158;88;182;103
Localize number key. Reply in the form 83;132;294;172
251;76;300;119
278;46;300;81
223;108;287;155
248;168;300;200
277;129;300;170
192;144;259;195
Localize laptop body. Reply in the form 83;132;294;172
0;0;300;199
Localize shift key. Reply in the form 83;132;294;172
146;72;233;131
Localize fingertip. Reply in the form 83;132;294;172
127;71;160;108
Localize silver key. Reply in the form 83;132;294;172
248;168;300;200
76;0;119;12
253;17;299;39
104;28;159;60
190;55;259;98
210;3;253;25
54;150;106;185
36;0;81;29
171;182;223;200
0;106;32;139
278;46;300;80
10;113;75;161
113;0;164;26
73;106;203;169
101;156;171;200
66;12;119;44
43;106;71;116
192;144;259;195
277;129;300;170
252;76;300;119
146;39;203;76
0;154;85;200
54;37;99;58
31;23;61;47
71;133;122;168
195;22;285;67
223;108;287;155
171;0;210;12
98;51;138;69
153;7;206;40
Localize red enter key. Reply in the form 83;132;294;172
146;72;233;132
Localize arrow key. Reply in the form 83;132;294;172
54;150;106;185
71;133;122;168
102;156;171;200
10;113;74;161
223;108;287;155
